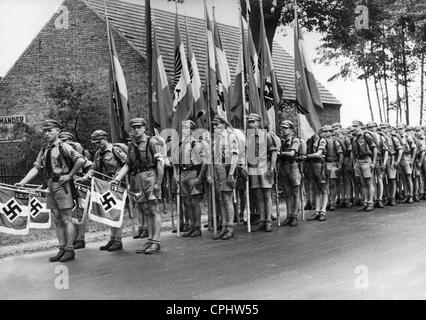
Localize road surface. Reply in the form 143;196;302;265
2;203;426;300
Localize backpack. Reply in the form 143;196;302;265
364;131;381;151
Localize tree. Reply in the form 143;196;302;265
45;77;108;149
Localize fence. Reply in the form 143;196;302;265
0;163;43;185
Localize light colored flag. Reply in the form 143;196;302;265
185;18;206;126
152;22;173;131
294;8;322;136
0;186;30;235
213;17;232;120
172;14;193;137
28;190;51;229
107;17;130;143
88;177;127;228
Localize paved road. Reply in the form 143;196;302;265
2;203;426;300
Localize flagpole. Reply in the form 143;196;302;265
145;0;154;135
204;0;218;236
174;1;182;237
294;0;305;221
239;1;252;232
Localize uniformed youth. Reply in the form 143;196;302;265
80;130;128;252
277;120;301;227
58;131;92;250
18;120;85;262
351;120;377;212
175;119;209;238
114;118;164;254
207;115;239;240
246;113;278;232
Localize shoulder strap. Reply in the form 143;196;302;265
58;142;74;171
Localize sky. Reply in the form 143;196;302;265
0;0;422;126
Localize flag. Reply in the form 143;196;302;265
107;17;130;143
244;17;263;123
88;177;127;228
213;17;232;120
294;9;322;137
0;186;30;235
28;190;51;229
152;23;173;131
172;14;193;137
259;2;281;132
229;44;244;129
185;18;206;127
72;181;91;225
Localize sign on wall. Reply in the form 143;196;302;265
0;115;26;143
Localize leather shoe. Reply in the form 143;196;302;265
357;205;368;211
318;214;326;222
389;198;396;206
74;240;85;250
59;250;75;262
220;230;234;240
100;240;114;251
414;196;420;202
213;229;227;240
264;223;272;232
328;204;336;211
144;242;161;254
282;217;292;226
108;241;123;251
190;228;202;237
136;241;152;254
307;213;320;221
290;217;298;227
365;204;374;212
49;249;65;262
376;200;384;208
133;228;148;239
183;228;194;237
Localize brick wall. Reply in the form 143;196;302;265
0;0;148;164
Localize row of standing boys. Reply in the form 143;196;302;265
16;115;426;262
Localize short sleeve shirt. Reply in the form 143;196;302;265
280;135;300;159
126;136;158;169
34;140;84;175
92;144;127;177
213;129;239;164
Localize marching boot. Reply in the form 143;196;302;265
133;227;148;239
136;240;152;254
221;226;234;240
389;198;396;206
100;240;114;251
282;217;292;226
376;200;384;208
365;203;374;212
49;248;65;262
59;249;75;262
182;223;190;233
255;220;266;232
74;240;85;250
189;227;202;237
264;220;272;232
183;227;195;237
108;240;123;251
290;217;298;227
144;241;161;254
213;226;228;240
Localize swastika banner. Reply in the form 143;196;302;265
29;190;51;229
88;177;127;228
0;186;30;235
72;181;90;225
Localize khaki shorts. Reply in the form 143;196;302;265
180;169;203;197
326;162;339;179
311;162;329;194
278;162;301;188
386;157;397;180
249;171;273;189
400;155;413;175
354;158;373;178
132;169;161;203
214;164;233;192
47;180;74;210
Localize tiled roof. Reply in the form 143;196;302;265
92;0;340;106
